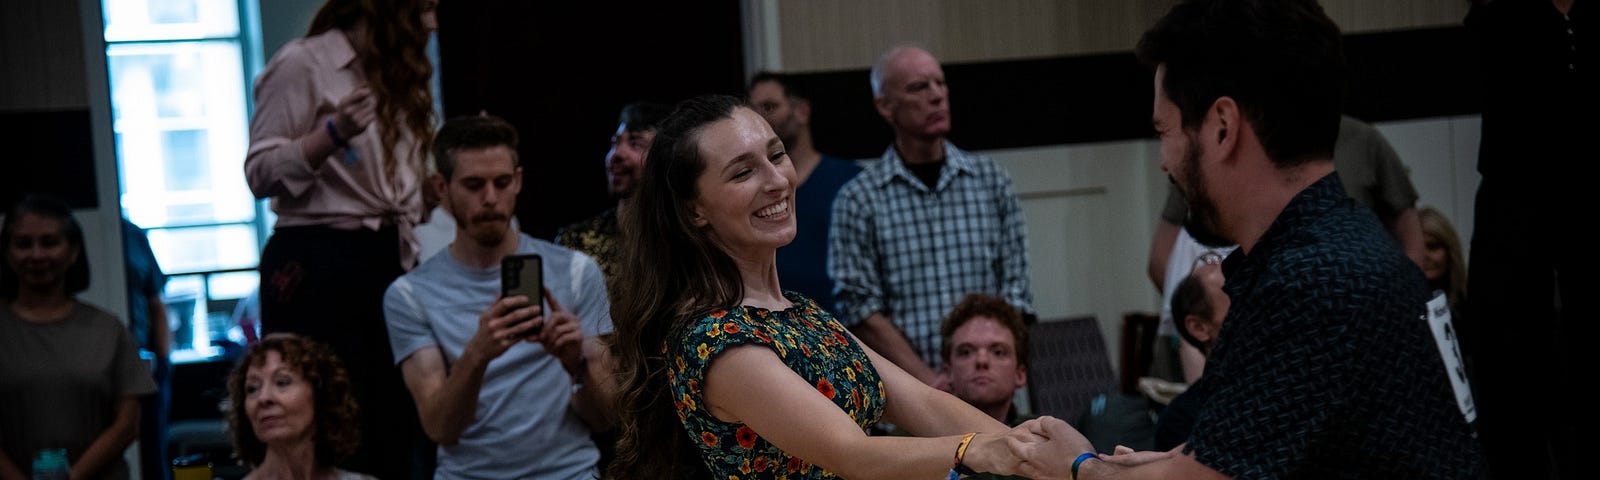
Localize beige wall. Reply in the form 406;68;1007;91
753;0;1470;73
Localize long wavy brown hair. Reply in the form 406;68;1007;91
227;333;361;468
606;95;751;480
307;0;436;183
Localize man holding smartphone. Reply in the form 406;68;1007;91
383;115;615;479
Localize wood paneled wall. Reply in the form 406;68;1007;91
1;0;90;110
761;0;1470;73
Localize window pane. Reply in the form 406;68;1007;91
109;41;254;227
164;275;216;361
148;225;259;274
103;0;239;41
207;271;259;301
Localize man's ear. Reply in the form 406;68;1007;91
796;98;813;125
1185;314;1217;344
1209;96;1241;154
430;173;449;210
873;95;892;121
1014;364;1028;388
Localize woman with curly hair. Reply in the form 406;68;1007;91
229;333;372;480
607;95;1033;480
243;0;439;476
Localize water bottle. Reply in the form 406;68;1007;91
30;448;70;480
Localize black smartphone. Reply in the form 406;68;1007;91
500;253;544;335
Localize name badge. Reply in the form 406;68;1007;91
1424;291;1475;423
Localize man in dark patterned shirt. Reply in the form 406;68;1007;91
1012;1;1485;478
556;101;669;283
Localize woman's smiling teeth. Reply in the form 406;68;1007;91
756;200;789;218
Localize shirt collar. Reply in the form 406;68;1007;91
1221;171;1347;295
308;28;359;70
872;141;978;188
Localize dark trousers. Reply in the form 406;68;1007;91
259;225;434;480
139;357;170;480
1465;179;1589;480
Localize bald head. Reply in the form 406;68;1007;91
870;45;935;98
870;45;950;140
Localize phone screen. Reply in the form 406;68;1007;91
500;254;544;334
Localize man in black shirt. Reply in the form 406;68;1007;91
1011;1;1485;478
1465;1;1593;477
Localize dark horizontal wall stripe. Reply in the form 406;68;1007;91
791;26;1479;159
1343;27;1481;123
0;109;99;210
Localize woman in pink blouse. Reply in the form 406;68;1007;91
243;1;440;478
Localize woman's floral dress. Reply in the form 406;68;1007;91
667;291;886;479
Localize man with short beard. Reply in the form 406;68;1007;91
1011;1;1483;478
557;102;670;283
383;115;615;479
747;72;861;312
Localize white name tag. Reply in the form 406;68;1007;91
1425;292;1475;423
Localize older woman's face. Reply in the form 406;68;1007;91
688;107;798;259
244;351;316;446
4;213;78;290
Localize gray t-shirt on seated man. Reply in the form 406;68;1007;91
384;234;612;480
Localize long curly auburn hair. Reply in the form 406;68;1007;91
307;0;437;182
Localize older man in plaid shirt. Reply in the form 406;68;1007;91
829;45;1034;388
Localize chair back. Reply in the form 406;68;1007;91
1120;312;1161;394
1027;315;1116;422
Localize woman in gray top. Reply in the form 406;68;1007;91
0;195;156;480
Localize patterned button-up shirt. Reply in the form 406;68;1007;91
828;142;1033;368
1189;173;1484;478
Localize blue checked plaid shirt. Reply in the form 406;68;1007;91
828;142;1034;368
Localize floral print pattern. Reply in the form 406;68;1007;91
667;291;886;479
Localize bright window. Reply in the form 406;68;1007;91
103;0;258;362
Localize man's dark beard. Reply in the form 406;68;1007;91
1184;209;1232;248
1178;138;1233;248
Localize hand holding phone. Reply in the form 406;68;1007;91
501;253;544;336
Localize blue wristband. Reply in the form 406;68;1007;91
325;119;349;148
1071;452;1096;480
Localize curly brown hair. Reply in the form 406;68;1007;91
308;0;437;184
939;294;1030;371
227;333;361;467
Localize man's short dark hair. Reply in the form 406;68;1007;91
432;114;520;179
1170;272;1214;351
940;294;1030;370
618;102;671;134
1135;0;1346;168
748;71;810;101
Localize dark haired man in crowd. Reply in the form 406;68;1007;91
557;102;671;282
1012;1;1484;478
748;72;861;312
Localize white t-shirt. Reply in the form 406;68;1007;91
1159;228;1236;336
384;234;611;480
